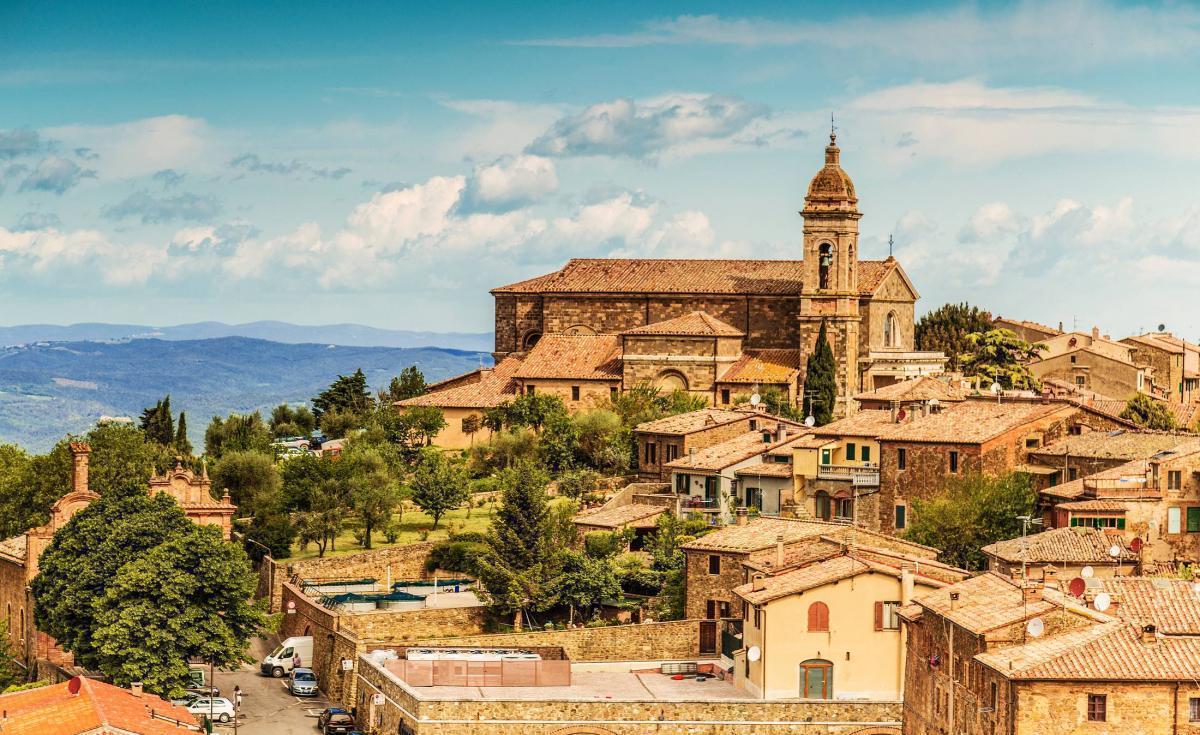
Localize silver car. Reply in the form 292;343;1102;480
288;667;319;696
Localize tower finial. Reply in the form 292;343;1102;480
830;112;837;145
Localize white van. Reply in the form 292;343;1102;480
260;636;313;678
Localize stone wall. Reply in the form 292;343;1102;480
683;549;749;620
265;542;439;612
357;653;902;735
1012;681;1200;735
405;619;702;662
341;605;486;642
514;378;617;411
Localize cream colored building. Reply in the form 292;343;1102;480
732;549;965;700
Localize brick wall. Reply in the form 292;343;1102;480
683;549;749;620
404;619;701;662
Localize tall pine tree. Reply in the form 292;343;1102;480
139;396;175;446
803;321;837;426
174;412;193;456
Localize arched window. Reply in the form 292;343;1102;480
807;602;830;632
814;491;831;521
884;311;899;348
800;659;834;699
818;243;833;289
522;331;542;350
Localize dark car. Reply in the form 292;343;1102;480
317;708;349;728
322;712;356;735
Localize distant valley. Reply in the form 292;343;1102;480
0;336;490;451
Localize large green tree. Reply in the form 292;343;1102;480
409;449;471;529
312;369;374;420
556;549;621;624
384;366;427;402
139;395;176;447
173;412;192;456
204;412;273;459
269;404;316;438
476;462;556;628
34;491;264;695
91;525;265;695
904;472;1035;570
1121;393;1177;431
915;303;994;370
211;450;282;518
960;329;1044;390
344;446;401;548
803;320;837;426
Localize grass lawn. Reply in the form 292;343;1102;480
288;501;498;561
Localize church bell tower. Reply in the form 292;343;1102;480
799;129;863;416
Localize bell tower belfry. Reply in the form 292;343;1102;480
799;128;863;417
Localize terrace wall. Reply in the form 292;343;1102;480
405;619;703;662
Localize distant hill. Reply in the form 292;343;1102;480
0;321;494;352
0;336;489;452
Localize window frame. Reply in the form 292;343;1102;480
897;447;906;470
1169;506;1183;534
571;385;580;401
949;450;960;473
707;555;721;576
1086;693;1106;722
846;442;857;461
807;601;830;632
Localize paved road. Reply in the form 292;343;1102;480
208;637;333;735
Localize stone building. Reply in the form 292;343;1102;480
1121;332;1200;403
148;457;236;539
487;134;945;418
901;572;1200;735
980;526;1139;579
1024;429;1193;486
992;316;1061;344
633;407;765;481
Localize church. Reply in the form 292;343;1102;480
401;135;945;448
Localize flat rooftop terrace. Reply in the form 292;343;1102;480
388;668;748;702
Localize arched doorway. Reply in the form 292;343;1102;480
800;658;834;699
814;490;831;521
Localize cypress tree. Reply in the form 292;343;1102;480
804;321;838;426
174;412;193;456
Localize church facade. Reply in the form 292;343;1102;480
489;134;944;418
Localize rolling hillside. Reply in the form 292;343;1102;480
0;336;488;451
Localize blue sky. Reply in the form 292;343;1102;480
3;0;1200;337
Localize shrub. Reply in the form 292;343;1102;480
426;540;489;575
583;530;625;558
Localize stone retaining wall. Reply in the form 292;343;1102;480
261;542;439;613
406;619;702;662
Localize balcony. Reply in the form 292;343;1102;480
681;496;723;513
816;464;880;487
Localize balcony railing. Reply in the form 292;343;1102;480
816;464;880;486
681;497;722;512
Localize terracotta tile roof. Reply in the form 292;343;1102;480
734;462;794;478
977;621;1200;681
912;572;1059;634
663;421;804;472
854;376;967;403
733;552;953;605
1091;577;1200;634
1123;333;1198;355
492;258;898;297
573;503;666;530
396;355;523;409
1041;478;1087;500
742;539;843;573
811;409;899;438
0;534;27;562
681;517;848;553
621;311;744;337
993;317;1061;337
0;676;200;735
1054;499;1128;511
718;349;805;385
1031;430;1195;461
512;334;622;380
874;400;1072;444
634;408;752;436
981;527;1136;565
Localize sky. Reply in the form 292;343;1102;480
3;0;1200;337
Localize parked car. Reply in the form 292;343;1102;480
288;667;319;696
322;711;357;735
317;708;349;728
169;693;198;707
185;696;235;723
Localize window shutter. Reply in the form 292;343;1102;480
874;601;884;631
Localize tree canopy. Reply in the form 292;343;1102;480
312;368;374;420
385;366;427;402
409;448;470;530
1121;393;1177;431
32;489;266;695
204;412;273;459
959;329;1043;390
903;471;1036;570
915;303;994;370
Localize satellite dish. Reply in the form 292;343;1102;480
1025;618;1045;638
1192;582;1200;595
1158;323;1166;332
804;415;816;428
747;646;761;662
1068;577;1086;598
1081;566;1095;579
1109;544;1122;558
68;677;81;695
1094;592;1112;612
1130;537;1144;553
990;382;1002;394
750;393;761;406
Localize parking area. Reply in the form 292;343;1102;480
208;637;336;735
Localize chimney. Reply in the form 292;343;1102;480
1141;624;1157;645
68;442;91;495
901;565;916;605
130;682;143;697
1092;326;1100;340
1042;566;1059;590
752;574;766;592
777;425;788;442
1023;583;1042;603
735;507;749;527
775;533;785;568
1058;321;1064;332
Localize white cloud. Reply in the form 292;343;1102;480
527;94;774;161
514;3;1200;68
438;98;565;160
45;115;217;178
459;155;558;212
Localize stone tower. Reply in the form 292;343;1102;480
799;130;863;417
